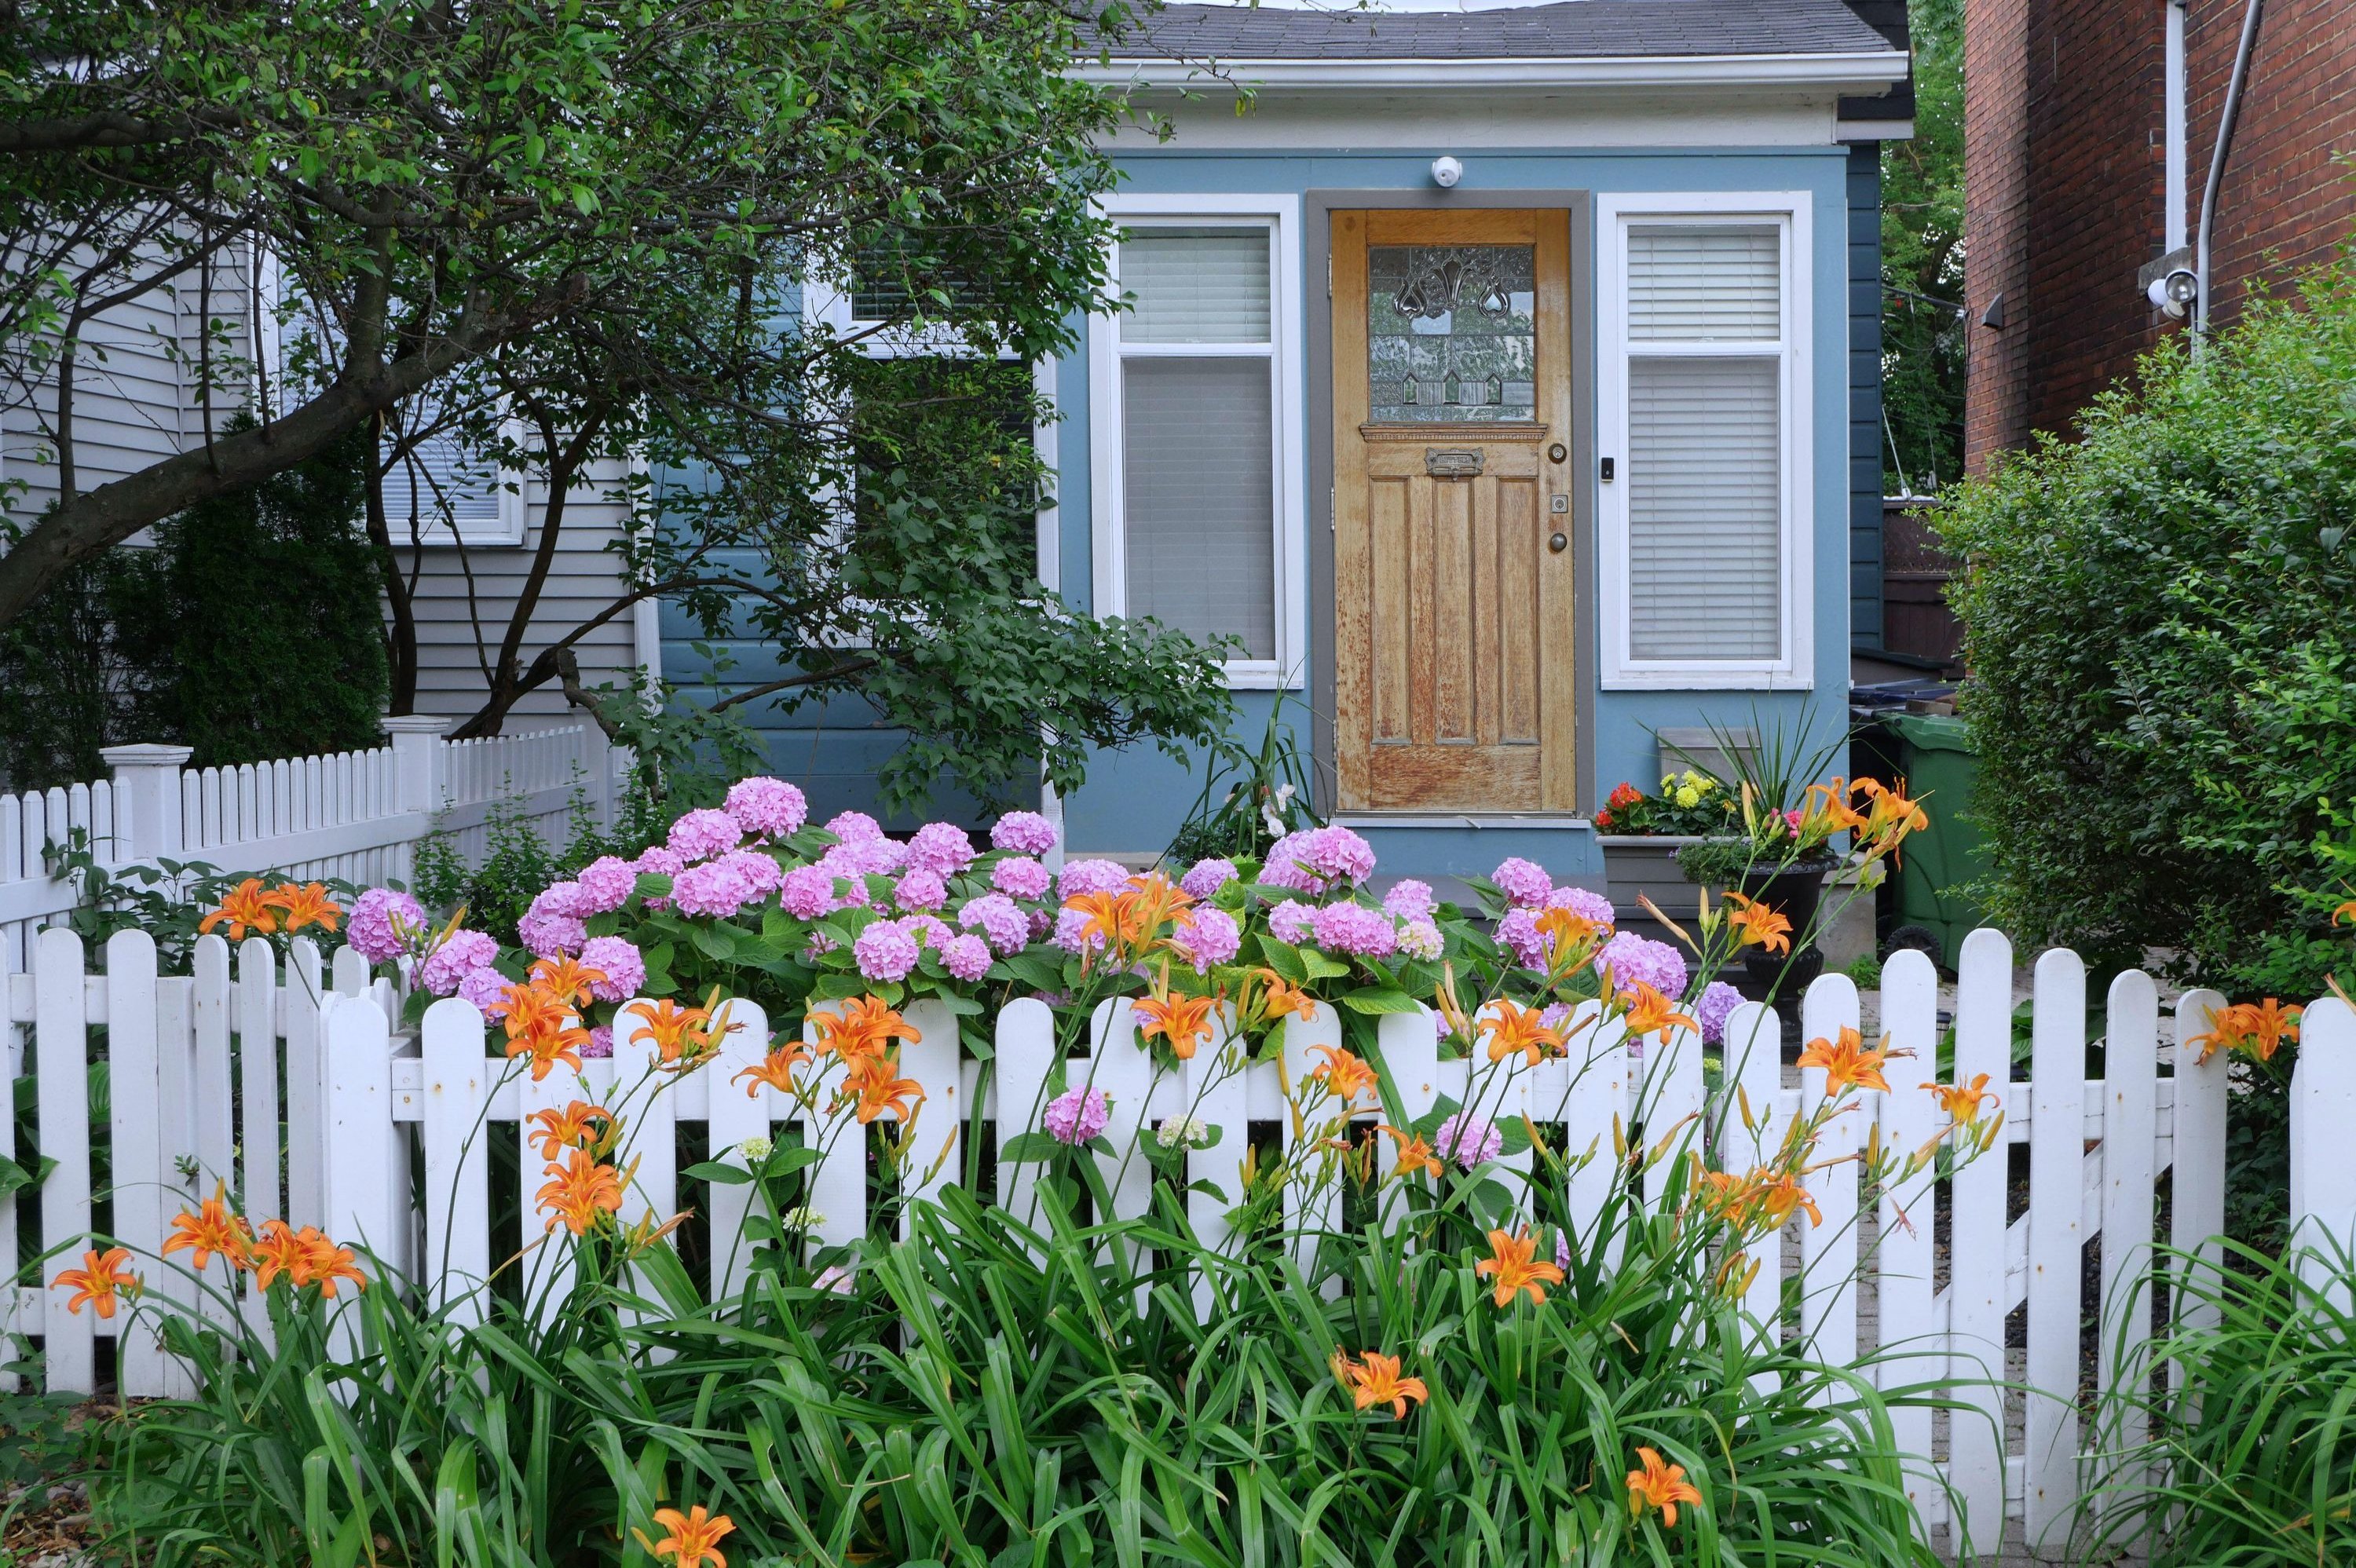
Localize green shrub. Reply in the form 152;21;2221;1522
1936;253;2356;1002
2082;1238;2356;1566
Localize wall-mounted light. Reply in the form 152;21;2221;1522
1430;155;1463;189
2147;267;2198;319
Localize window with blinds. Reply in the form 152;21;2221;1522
1619;220;1786;666
1114;226;1278;661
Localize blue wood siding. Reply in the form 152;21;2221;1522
1848;141;1885;649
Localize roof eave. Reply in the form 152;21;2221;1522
1072;49;1911;94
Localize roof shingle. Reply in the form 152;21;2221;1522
1095;2;1897;63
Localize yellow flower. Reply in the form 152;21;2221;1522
1330;1351;1430;1418
53;1246;137;1318
1626;1446;1703;1528
1473;1226;1564;1308
1796;1025;1891;1095
1674;784;1702;808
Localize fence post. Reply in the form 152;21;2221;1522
100;743;193;865
2292;996;2356;1307
381;716;448;885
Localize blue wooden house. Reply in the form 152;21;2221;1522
671;0;1911;880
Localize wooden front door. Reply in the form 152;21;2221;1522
1332;209;1575;813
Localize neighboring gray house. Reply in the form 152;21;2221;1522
0;236;648;734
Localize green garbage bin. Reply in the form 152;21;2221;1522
1884;712;1986;970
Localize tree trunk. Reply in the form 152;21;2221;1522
363;418;420;714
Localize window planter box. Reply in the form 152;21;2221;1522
1597;834;1710;945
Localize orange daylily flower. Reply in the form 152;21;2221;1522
642;1505;735;1568
247;1219;309;1289
1473;1227;1564;1308
809;995;918;1062
298;1231;368;1297
1753;1172;1823;1230
1720;891;1793;956
1255;969;1319;1025
1534;905;1605;968
1621;981;1698;1043
2336;898;2356;928
1381;1124;1442;1180
1627;1447;1703;1528
536;1150;627;1236
53;1246;137;1318
1925;1073;1999;1124
528;954;608;1009
199;878;280;941
840;1052;924;1125
1136;990;1218;1060
163;1181;253;1272
1799;779;1865;837
734;1040;813;1098
263;882;342;934
2238;998;2302;1062
1850;777;1929;854
505;1005;591;1082
1306;1044;1377;1106
529;1101;614;1162
1797;1025;1891;1095
625;989;736;1065
1484;999;1567;1067
1330;1351;1430;1418
502;981;573;1043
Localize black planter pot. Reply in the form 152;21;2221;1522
1731;854;1836;1050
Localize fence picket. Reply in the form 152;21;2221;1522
1279;1003;1348;1285
1640;1022;1704;1203
995;998;1057;1232
1564;1003;1627;1270
515;1054;580;1323
2096;969;2160;1507
419;1000;494;1321
284;938;326;1230
2024;945;2088;1552
795;1003;867;1256
1800;974;1862;1369
1947;927;2013;1551
1876;948;1941;1514
1717;1000;1784;1356
2291;997;2356;1307
105;930;169;1397
1185;1010;1249;1313
236;938;283;1251
35;927;94;1392
897;1000;960;1230
704;1006;769;1299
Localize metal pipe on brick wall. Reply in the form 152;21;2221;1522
2195;0;2267;349
2166;0;2188;254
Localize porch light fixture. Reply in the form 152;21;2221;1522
1430;155;1463;189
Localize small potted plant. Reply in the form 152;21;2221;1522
1592;769;1738;941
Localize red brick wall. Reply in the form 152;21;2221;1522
1963;0;2356;472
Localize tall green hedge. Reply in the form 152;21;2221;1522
1937;254;2356;1000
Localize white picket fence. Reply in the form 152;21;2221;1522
0;719;620;974
9;923;2356;1557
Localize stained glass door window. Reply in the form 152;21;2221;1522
1366;244;1537;422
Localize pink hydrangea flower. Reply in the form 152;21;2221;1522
778;864;838;919
902;913;952;949
905;821;976;878
1546;885;1617;927
1050;906;1105;958
1434;1113;1502;1169
579;936;646;1002
518;910;587;959
853;918;920;982
457;967;514;1018
825;810;884;843
1695;979;1745;1046
1491;857;1552;909
1180;857;1238;899
990;810;1059;855
1058;858;1132;899
582;1025;615;1059
1262;826;1377;894
670;859;759;919
957;893;1031;956
992;856;1052;901
717;849;785;897
1596;932;1689;1000
894;868;948;912
1556;1230;1573;1273
825;836;905;876
667;807;742;863
533;880;591;919
1171;906;1242;973
1540;1000;1575;1032
1381;879;1437;922
1397;917;1443;960
725;776;809;839
418;929;500;997
575;855;638;915
348;887;426;964
1044;1085;1111;1146
1497;908;1546;970
942;933;993;981
1312;901;1398;958
634;846;685;878
1268;899;1317;945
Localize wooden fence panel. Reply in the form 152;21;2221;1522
2024;946;2088;1551
1877;947;1941;1515
419;999;493;1321
1947;927;2014;1549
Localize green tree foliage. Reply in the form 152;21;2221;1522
1880;0;1966;494
1936;251;2356;1003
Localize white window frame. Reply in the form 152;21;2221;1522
1087;193;1306;690
1596;191;1813;691
385;415;529;549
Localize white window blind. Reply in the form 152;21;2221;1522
393;432;504;527
1110;221;1279;663
1121;228;1271;343
1628;357;1780;659
1628;226;1781;341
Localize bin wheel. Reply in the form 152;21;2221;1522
1882;924;1943;963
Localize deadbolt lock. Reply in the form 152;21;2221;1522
1547;442;1568;463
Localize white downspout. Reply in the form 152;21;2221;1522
2165;0;2188;254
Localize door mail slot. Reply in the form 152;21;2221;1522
1425;448;1484;478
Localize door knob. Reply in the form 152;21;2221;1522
1549;532;1568;554
1548;442;1568;463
